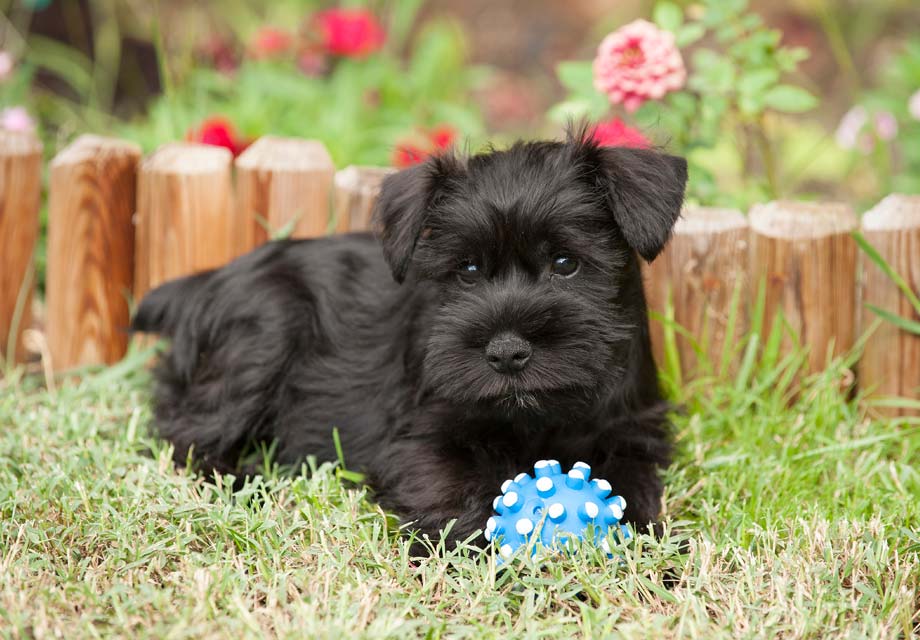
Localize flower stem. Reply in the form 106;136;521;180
754;115;779;200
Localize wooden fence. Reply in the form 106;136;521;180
0;130;917;413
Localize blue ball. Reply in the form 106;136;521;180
484;460;629;559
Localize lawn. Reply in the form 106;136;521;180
1;342;918;639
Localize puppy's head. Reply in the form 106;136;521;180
374;130;687;415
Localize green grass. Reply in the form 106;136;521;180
1;341;919;639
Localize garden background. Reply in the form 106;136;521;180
1;0;919;637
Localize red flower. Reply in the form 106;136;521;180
428;125;458;150
392;143;429;168
391;124;459;168
250;27;293;59
315;9;385;58
187;117;251;157
589;118;650;148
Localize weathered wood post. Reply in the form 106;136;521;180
749;201;859;373
235;136;335;252
135;143;236;299
333;165;394;233
859;194;920;412
46;135;140;369
0;130;42;365
645;206;750;376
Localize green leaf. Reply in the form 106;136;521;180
653;2;683;32
866;305;920;336
738;68;780;97
675;23;706;47
853;231;920;312
762;85;817;113
556;61;595;94
738;93;764;116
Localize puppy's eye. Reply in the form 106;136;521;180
551;255;579;277
458;261;482;285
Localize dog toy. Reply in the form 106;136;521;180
484;460;628;559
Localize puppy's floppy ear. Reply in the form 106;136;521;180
596;146;688;262
373;155;461;283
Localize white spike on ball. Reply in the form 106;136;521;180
515;518;534;535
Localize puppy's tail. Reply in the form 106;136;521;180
131;271;214;337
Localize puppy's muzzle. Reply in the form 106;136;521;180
485;332;532;374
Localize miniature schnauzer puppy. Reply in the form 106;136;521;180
132;128;688;549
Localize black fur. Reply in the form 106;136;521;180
132;130;688;548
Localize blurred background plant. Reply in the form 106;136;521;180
1;0;487;166
547;0;919;210
1;0;918;199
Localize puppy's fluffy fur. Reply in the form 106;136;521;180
133;130;688;546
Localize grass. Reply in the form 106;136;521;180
1;338;919;639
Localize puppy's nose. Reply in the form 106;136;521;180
485;333;532;374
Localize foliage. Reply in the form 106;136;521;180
8;1;485;168
550;0;820;208
117;23;484;167
838;41;920;198
853;230;920;337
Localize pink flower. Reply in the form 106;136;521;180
908;90;920;121
589;119;650;148
835;106;867;150
0;52;13;82
836;107;899;152
593;19;686;113
873;111;898;141
315;9;385;58
1;106;35;133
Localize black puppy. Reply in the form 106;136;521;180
132;129;687;548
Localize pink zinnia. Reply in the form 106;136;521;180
315;9;385;58
590;119;650;148
593;19;686;113
1;106;35;133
